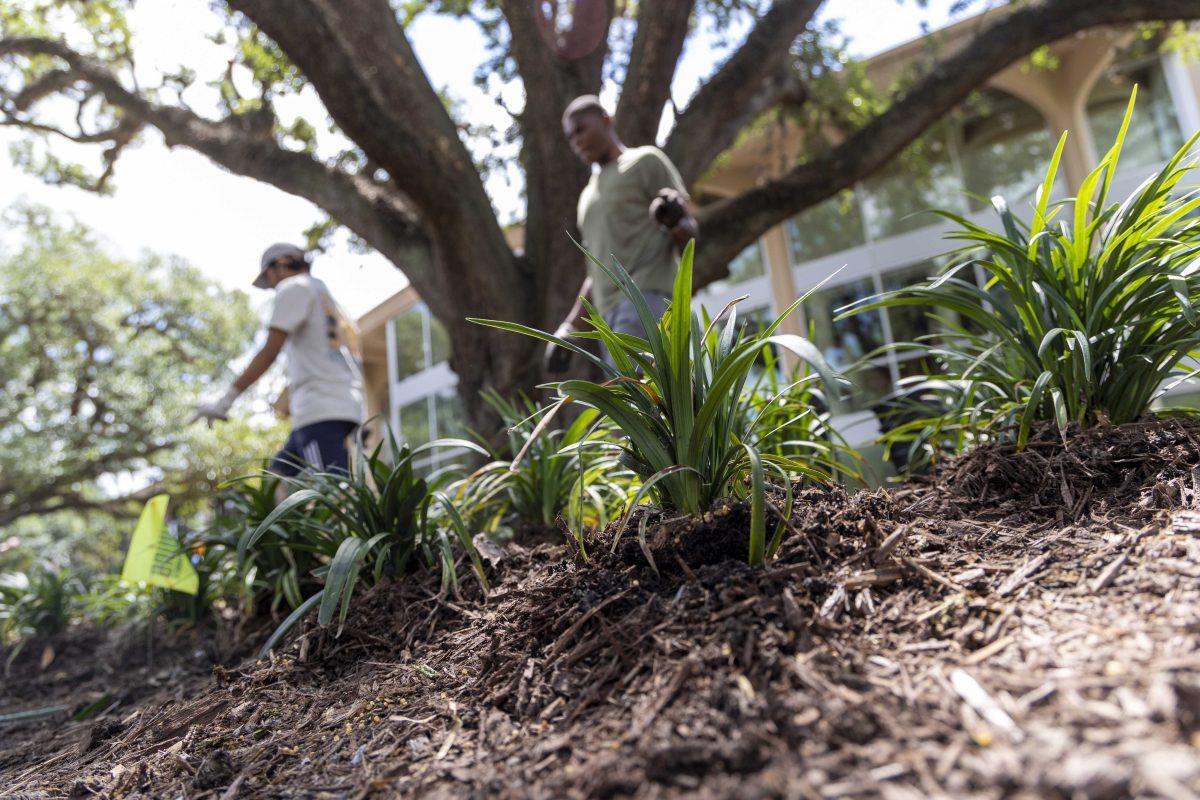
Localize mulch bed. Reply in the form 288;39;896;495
3;418;1199;798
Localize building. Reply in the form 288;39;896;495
356;13;1200;474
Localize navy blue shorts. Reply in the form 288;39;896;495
270;420;359;477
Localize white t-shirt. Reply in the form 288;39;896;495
268;274;364;429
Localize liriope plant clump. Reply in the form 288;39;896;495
473;241;844;566
448;390;633;550
844;89;1200;467
219;429;489;656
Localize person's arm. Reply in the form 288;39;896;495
559;276;593;333
643;149;698;251
546;276;593;374
193;328;289;425
233;328;288;392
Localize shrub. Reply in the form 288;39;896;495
844;89;1200;464
741;346;858;478
0;563;82;642
473;242;844;566
450;390;633;547
233;430;488;656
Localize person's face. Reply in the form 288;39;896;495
263;258;296;289
564;109;612;165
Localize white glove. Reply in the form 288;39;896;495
192;386;241;427
544;322;576;374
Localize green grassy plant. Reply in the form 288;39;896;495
449;390;632;548
742;346;859;478
235;429;488;656
0;563;85;669
473;242;844;566
0;564;81;642
844;89;1200;464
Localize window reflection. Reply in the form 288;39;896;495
1088;48;1183;174
705;242;766;296
432;390;466;440
399;397;431;449
393;304;453;381
957;90;1056;210
429;316;451;366
787;190;866;264
392;309;426;380
805;277;885;369
803;276;890;410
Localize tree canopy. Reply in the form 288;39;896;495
0;204;285;529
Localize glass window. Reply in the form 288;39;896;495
881;260;960;346
398;398;431;449
786;189;866;264
803;276;890;410
1087;51;1183;174
705;242;767;296
429;315;451;366
392;309;426;379
432;390;467;440
882;264;935;347
804;276;885;369
957;90;1056;210
732;304;779;369
727;242;765;284
859;130;963;240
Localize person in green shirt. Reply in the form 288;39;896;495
547;95;698;371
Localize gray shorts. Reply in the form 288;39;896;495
602;290;670;365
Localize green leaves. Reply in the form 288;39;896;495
474;241;843;566
847;89;1200;465
0;205;270;528
223;432;488;656
446;391;630;543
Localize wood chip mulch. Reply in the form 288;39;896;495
2;418;1199;799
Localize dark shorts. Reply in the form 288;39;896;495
270;420;359;477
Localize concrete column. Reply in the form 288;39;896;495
760;223;803;370
1163;49;1200;137
987;30;1128;192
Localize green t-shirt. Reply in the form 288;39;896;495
577;146;689;315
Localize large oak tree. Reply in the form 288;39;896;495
2;0;1198;428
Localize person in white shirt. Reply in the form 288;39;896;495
194;243;365;476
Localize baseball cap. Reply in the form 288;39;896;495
254;243;307;289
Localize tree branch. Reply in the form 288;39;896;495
665;0;823;184
614;0;697;145
229;0;504;251
499;0;613;322
0;35;437;286
694;0;1200;285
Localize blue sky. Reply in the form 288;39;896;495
0;0;964;316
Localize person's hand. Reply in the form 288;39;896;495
544;322;575;375
191;386;240;427
649;188;685;229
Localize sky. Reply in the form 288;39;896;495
0;0;965;318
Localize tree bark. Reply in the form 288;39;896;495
665;0;822;185
614;0;697;146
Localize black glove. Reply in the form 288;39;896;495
649;188;686;229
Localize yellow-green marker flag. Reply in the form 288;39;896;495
120;494;199;595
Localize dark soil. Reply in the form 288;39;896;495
3;418;1200;798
